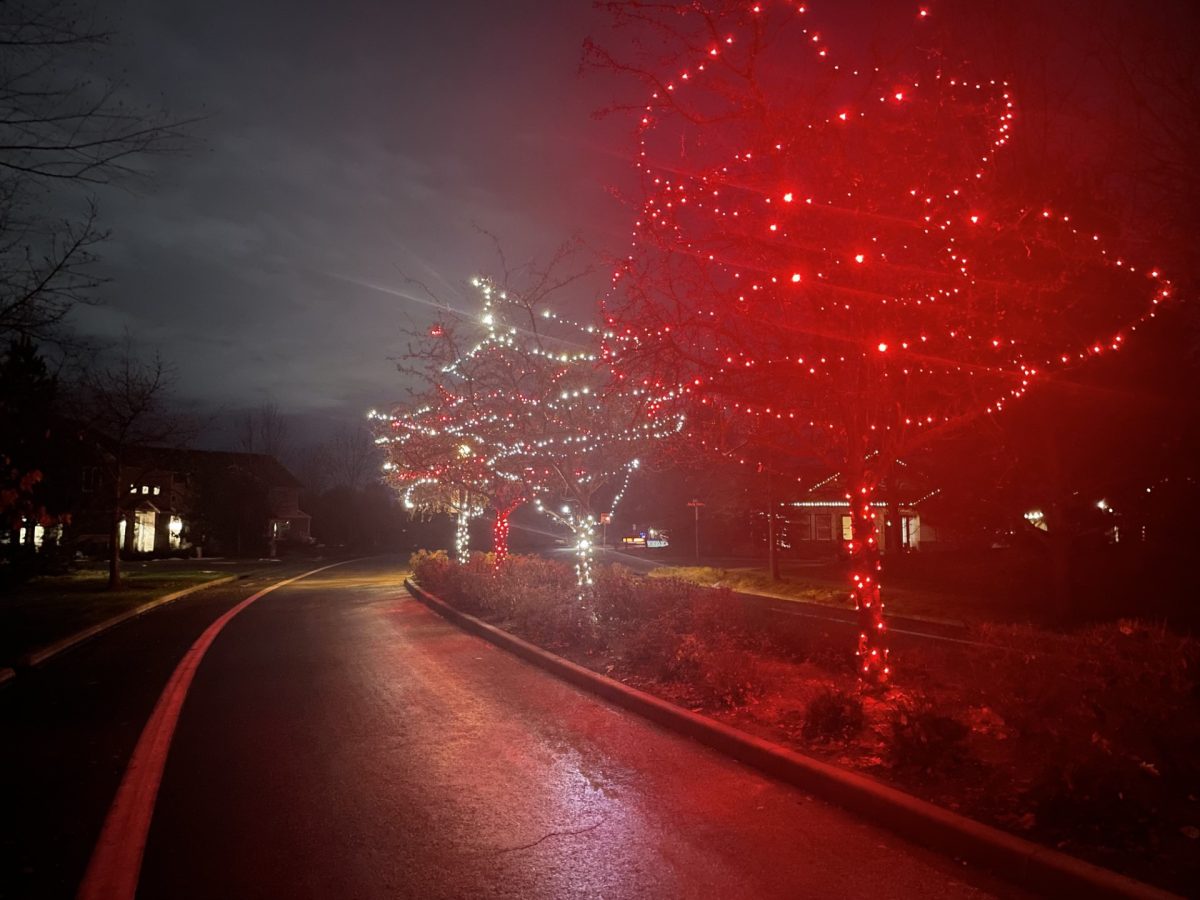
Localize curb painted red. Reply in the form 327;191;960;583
77;560;357;900
18;575;239;669
405;578;1178;900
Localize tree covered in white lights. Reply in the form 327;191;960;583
374;396;490;565
378;269;682;590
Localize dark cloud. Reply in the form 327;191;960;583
74;0;630;428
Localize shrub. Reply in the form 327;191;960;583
1029;747;1163;847
504;556;595;648
592;564;646;625
802;687;865;743
690;589;756;646
409;548;450;593
694;646;766;709
623;613;689;677
889;698;970;773
645;576;714;619
441;552;497;614
623;620;765;709
669;632;708;680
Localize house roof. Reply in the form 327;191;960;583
125;446;304;489
800;459;940;507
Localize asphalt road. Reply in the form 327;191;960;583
0;562;323;900
4;557;1021;899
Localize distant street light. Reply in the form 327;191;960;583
687;499;705;561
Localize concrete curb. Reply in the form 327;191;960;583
405;578;1178;900
17;575;239;670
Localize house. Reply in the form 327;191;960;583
112;447;311;557
761;463;941;556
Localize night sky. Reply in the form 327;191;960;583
76;0;629;440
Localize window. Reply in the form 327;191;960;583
168;516;183;549
815;515;832;541
153;486;161;496
134;510;155;552
795;513;812;542
141;485;149;495
841;515;853;541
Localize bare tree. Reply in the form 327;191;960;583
237;401;291;460
77;340;191;588
0;0;192;342
322;422;377;491
293;441;332;495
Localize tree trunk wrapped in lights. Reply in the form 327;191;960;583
454;500;473;566
490;495;522;567
575;520;596;591
848;482;888;682
592;0;1171;683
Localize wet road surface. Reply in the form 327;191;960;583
0;563;320;899
128;558;1016;899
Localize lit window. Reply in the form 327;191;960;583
153;486;161;496
142;485;149;494
841;516;853;541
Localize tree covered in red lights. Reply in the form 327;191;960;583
593;0;1171;682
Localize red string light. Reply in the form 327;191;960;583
602;0;1170;683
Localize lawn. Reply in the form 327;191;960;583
645;542;1149;626
0;567;228;666
647;563;995;624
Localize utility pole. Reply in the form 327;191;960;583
687;499;704;561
